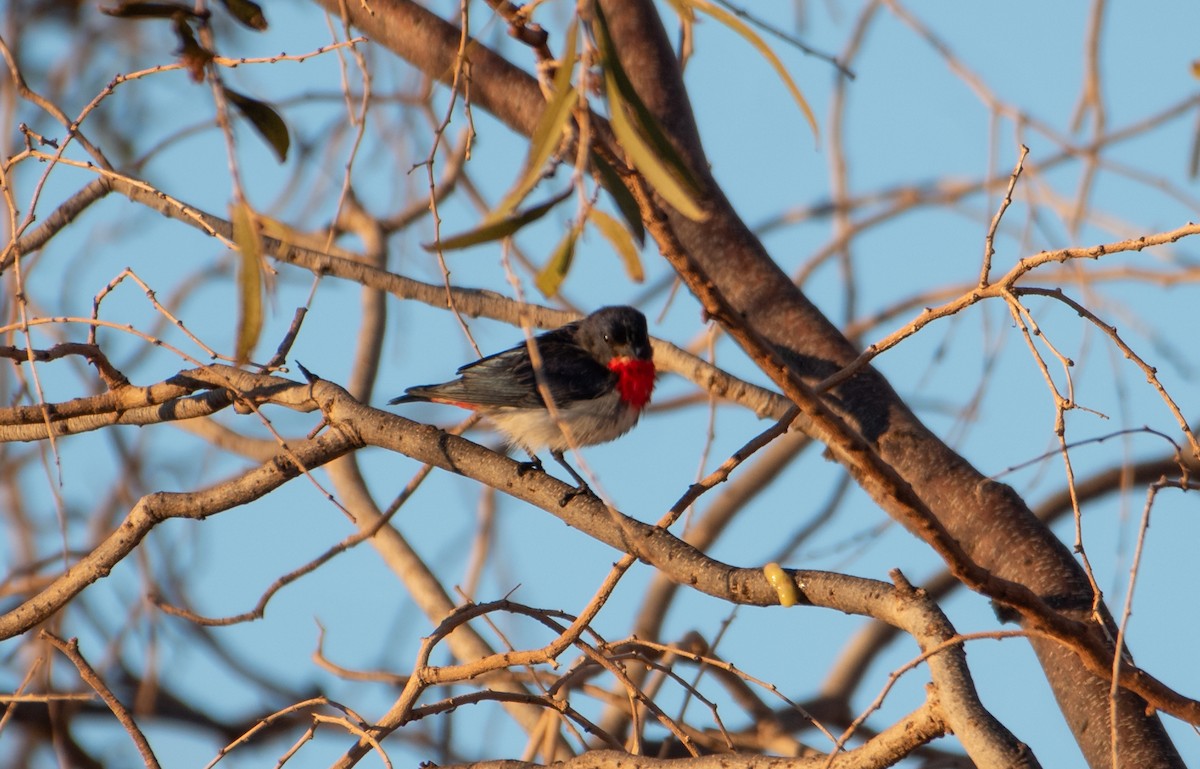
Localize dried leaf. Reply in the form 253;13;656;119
588;208;643;282
231;201;264;365
224;87;289;162
173;15;213;82
101;2;199;18
535;227;579;298
219;0;267;30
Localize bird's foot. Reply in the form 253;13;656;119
548;449;594;506
516;456;545;476
558;481;595;507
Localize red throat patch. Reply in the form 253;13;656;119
608;357;656;409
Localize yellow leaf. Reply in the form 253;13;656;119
590;151;645;245
255;214;302;252
554;19;580;95
535;227;578;298
231;201;264;365
588;208;643;282
493;21;580;219
684;0;819;144
494;87;577;219
592;1;708;221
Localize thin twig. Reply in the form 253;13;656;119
980;145;1029;287
40;631;162;769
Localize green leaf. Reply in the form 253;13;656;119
592;2;708;221
588;208;643;282
535;227;579;298
605;74;707;221
219;0;267;30
592;2;686;169
494;21;579;219
225;87;289;162
425;189;572;251
683;0;819;143
231;201;264;365
590;151;644;245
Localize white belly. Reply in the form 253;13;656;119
483;390;642;453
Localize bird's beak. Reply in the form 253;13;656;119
622;339;652;361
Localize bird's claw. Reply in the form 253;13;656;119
558;482;594;507
516;457;545;476
516;452;594;505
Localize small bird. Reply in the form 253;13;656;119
389;306;656;500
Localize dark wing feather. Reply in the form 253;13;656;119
394;324;616;408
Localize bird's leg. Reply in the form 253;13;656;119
550;449;593;506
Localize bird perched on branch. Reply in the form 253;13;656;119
389;306;656;501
